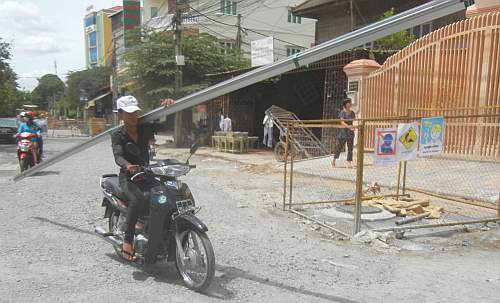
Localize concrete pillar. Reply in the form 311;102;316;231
343;59;381;119
466;0;500;18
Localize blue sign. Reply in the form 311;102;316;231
420;117;445;156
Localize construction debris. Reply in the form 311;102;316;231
366;197;443;219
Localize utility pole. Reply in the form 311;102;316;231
111;39;118;125
236;13;242;59
173;1;184;147
350;0;355;31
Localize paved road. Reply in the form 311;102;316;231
0;137;499;302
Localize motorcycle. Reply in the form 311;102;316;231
95;142;215;291
16;132;39;172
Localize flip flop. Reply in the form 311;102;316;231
121;249;137;262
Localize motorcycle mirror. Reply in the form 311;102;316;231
189;142;199;155
125;142;141;157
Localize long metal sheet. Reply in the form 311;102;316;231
13;0;465;181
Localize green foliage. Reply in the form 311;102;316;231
375;8;416;50
31;74;65;110
122;32;249;110
0;38;25;117
65;66;111;117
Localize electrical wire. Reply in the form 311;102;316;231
189;5;306;48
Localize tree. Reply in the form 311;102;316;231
0;38;24;117
65;66;111;118
122;32;249;110
375;8;416;50
31;74;65;111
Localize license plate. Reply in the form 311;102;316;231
176;199;194;213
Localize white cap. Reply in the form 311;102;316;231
116;95;141;113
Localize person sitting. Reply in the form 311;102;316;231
17;111;41;163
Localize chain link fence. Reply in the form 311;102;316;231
282;112;500;237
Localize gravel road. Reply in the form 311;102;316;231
0;137;499;303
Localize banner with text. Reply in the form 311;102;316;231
420;116;445;157
251;37;274;67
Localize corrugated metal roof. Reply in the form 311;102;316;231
293;0;342;13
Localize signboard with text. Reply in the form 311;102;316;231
251;37;274;67
420;116;445;157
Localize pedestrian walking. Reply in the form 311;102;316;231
332;98;356;168
262;114;273;148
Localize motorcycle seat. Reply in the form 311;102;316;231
101;175;127;201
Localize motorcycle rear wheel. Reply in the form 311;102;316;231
175;229;215;292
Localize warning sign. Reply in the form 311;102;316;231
399;127;418;150
373;127;398;166
397;122;419;161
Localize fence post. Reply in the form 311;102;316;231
289;127;294;210
354;121;365;235
402;161;407;195
396;162;402;200
498;190;500;218
282;125;289;211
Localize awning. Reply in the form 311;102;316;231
85;92;111;109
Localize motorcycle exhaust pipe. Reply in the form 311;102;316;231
94;226;123;247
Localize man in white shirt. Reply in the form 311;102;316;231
223;116;232;132
263;114;273;148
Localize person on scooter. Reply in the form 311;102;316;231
17;111;41;164
111;95;174;261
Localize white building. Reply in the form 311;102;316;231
142;0;316;61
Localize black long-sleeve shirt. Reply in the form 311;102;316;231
111;124;155;176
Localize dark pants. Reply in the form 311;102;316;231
119;175;155;244
334;136;354;161
39;137;43;156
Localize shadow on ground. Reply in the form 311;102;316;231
31;216;360;302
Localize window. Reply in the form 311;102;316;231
287;10;301;24
89;47;98;63
219;41;234;54
84;15;96;27
151;7;158;18
220;0;237;15
286;47;301;57
88;32;97;47
409;22;433;39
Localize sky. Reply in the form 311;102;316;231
0;0;122;91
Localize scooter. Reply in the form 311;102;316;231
95;143;215;291
16;132;39;172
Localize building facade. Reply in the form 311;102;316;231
84;6;122;68
143;0;317;61
292;0;465;45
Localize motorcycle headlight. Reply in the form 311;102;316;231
20;145;30;152
150;164;190;177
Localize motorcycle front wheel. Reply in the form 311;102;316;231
109;212;124;257
175;229;215;292
19;158;30;172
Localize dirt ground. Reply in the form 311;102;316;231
0;139;499;303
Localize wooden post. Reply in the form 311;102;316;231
289;143;294;210
402;161;407;195
498;190;500;218
396;162;402;200
354;121;365;234
282;126;289;211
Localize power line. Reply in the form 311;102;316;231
189;5;306;48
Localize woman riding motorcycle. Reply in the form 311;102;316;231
17;111;42;164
